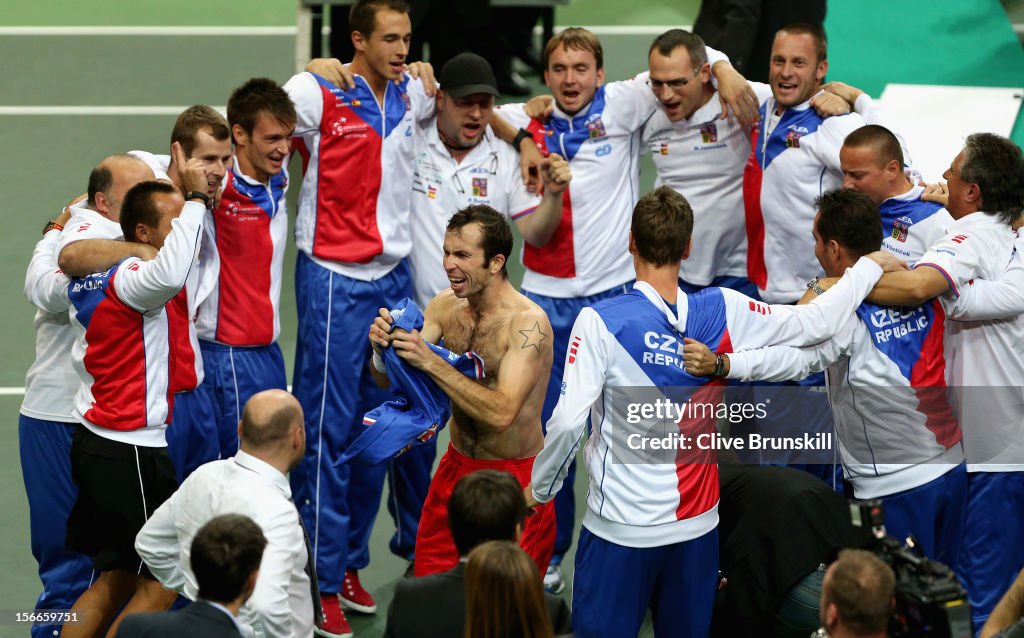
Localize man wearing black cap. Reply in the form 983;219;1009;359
407;51;570;309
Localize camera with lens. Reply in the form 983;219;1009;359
850;500;973;638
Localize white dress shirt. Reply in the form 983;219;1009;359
136;450;314;638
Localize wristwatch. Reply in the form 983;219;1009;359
511;128;533;152
185;191;211;206
713;354;727;377
42;220;64;235
806;276;826;296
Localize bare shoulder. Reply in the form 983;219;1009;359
424;288;460;324
422;289;460;342
507;292;553;354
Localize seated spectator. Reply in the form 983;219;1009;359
465;540;555;638
818;549;895;638
385;470;570;638
116;514;267;638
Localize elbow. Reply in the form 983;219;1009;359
491;411;517;434
57;250;75;275
521;231;546;249
522;225;558;249
905;284;936;306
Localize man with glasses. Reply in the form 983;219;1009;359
642;29;774;298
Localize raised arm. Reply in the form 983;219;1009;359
725;254;896;350
25;207;73;313
514;153;570;247
866;266;951;307
710;58;759;126
493;104;545;194
114;202;204;312
391;308;553;432
115;151;209;312
58;239;157;277
683;330;848;383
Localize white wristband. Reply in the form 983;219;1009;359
372;351;386;373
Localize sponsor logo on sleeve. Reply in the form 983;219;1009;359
568;336;582;364
748;300;772;315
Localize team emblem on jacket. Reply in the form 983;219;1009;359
587;117;607;141
472;177;488;197
785;129;802;148
700;123;718;144
659;142;669;155
891;216;911;242
427;185;437;199
401;92;411;111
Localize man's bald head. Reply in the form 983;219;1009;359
239;389;304;452
87;154;155;221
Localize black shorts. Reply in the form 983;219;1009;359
66;425;177;574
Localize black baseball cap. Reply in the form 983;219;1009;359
439;52;500;99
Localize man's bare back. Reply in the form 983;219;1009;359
418;285;552;460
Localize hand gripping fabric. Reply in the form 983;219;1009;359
340;299;485;466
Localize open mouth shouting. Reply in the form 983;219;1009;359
449;273;469;294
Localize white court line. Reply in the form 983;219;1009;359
0;24;678;37
0;26;295;36
554;25;690;35
0;106;226;116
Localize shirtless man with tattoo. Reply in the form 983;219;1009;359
368;204;556;577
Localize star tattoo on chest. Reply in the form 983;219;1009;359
518;321;549;351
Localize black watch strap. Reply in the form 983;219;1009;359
511;128;533;152
42;220;64;235
185;190;211;205
713;354;727;377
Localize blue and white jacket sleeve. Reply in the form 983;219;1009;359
727;316;855;382
531;308;608;505
723;256;883;350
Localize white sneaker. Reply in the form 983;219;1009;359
543;563;565;594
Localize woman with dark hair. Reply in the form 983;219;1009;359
464;541;555;638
